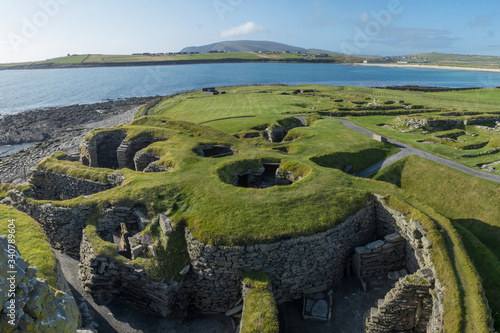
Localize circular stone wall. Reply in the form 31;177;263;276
218;158;309;189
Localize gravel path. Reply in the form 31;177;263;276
335;118;500;182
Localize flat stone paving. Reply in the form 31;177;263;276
279;276;395;333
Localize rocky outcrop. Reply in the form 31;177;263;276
0;97;155;146
0;236;79;332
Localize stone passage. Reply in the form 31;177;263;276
365;270;434;333
79;235;183;317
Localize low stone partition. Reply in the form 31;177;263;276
79;235;183;317
4;190;92;257
117;138;165;170
95;206;147;243
184;201;377;312
352;232;406;279
365;270;434;332
29;170;123;201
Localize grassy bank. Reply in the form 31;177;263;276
0;204;57;286
373;155;500;330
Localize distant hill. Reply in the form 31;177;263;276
180;40;338;54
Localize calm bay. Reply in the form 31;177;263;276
2;63;500;116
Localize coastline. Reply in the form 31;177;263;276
0;58;348;71
0;97;157;183
352;63;500;74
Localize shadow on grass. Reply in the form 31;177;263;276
453;221;500;332
454;219;500;261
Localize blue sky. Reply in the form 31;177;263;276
0;0;499;63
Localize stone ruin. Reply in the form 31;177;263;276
3;180;445;332
194;144;235;158
2;130;446;332
80;130;167;172
230;162;293;189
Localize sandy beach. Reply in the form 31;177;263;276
352;63;500;74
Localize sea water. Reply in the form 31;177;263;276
1;63;500;116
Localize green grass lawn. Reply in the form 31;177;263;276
0;205;57;286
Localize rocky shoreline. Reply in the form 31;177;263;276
0;97;158;184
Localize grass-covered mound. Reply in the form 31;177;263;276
241;271;279;333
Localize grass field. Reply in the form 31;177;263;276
412;52;500;69
0;52;360;68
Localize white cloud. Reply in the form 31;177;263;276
220;22;265;38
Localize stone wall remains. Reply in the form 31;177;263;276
184;201;378;312
352;232;406;279
4;190;93;257
79;235;184;317
365;270;434;333
370;195;444;332
29;170;123;201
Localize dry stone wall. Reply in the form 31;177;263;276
4;190;93;257
368;196;444;332
352;232;406;279
29;170;122;201
184;201;378;312
365;271;434;333
79;235;184;317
